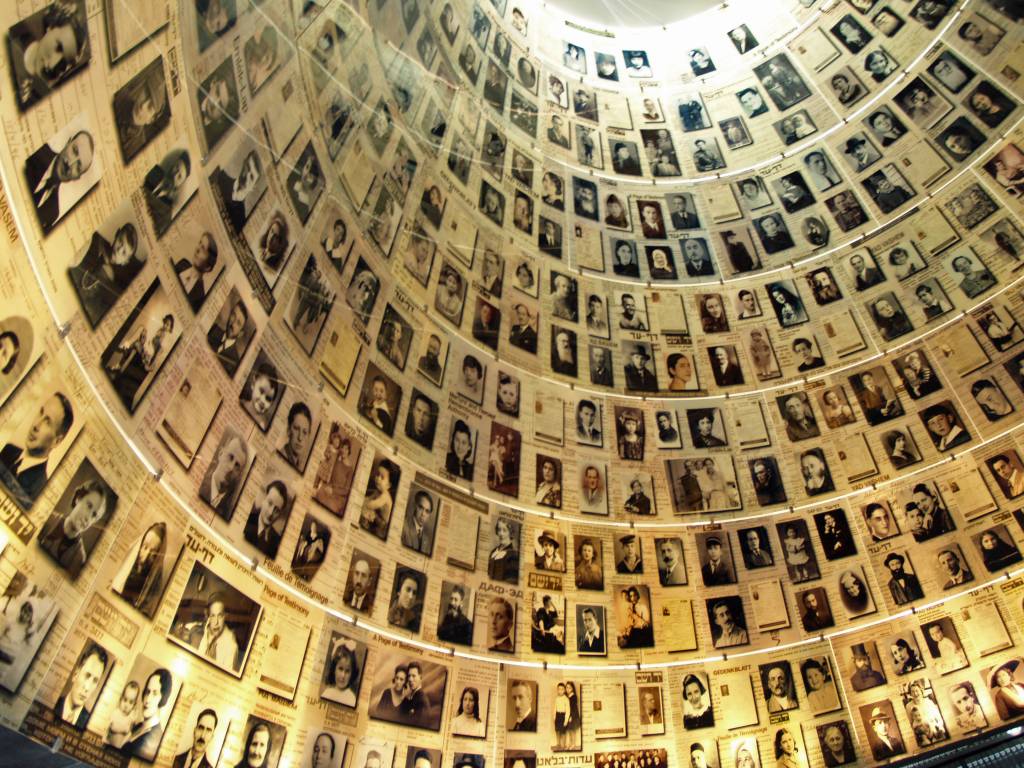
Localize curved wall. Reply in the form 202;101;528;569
1;0;1024;766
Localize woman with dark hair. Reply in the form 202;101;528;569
534;458;562;508
321;639;360;707
313;429;357;514
122;667;172;760
259;212;290;272
871;296;913;340
604;194;629;228
978;527;1023;572
240;360;280;431
890;637;923;674
774;727;802;768
682;673;714;728
612;240;640;277
768;284;804;326
564;681;582;749
452;686;484;736
360;459;397;539
112;522;168;616
991;662;1024;720
488;518;519;583
885;430;918;468
445;419;474;479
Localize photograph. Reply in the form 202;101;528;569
169;701;228;768
358;363;403;438
229;716;287;768
24;112;103;234
343;549;380;614
243;473;295;561
682;671;714;729
290;513;330;582
167;560;262;677
206;287;256;379
112;56;170;163
0;378;75;503
0;569;58;693
36;458;116;580
198;427;251;521
320;630;368;708
101;280;180;415
576;604;607;656
615;585;654;649
8;1;91;110
111;519;183;617
312;424;361;517
368;651;447;730
104;653;180;761
52;638;113;730
706;596;749;649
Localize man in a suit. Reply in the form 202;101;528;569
488;596;515;652
657;538;687;586
538;218;561;259
710;346;743;386
174;233;219;311
55;643;108;730
577;607;605;653
343;557;376;612
623;345;658;391
508;680;537;731
700;537;735;585
172;708;218;768
199;432;247;519
401;490;436;555
850;253;883;290
25;130;95;232
867;707;905;759
669;194;700;229
243;480;287;559
0;391;74;507
436;585;473;645
206;298;249;377
884;553;923;605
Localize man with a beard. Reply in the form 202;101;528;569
55;643;108;729
172;708;219;768
417;335;444;383
234;722;271;768
187;591;239;670
404;392;437;449
436;585;473;645
884;553;923;605
0;391;75;506
199;433;247;518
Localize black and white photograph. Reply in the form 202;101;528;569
8;0;91;110
367;650;447;730
167;561;262;677
52;638;113;731
0;378;84;511
243;472;295;561
142;141;198;238
209;141;266;235
0;569;58;693
24;112;102;234
289;512;330;582
320;630;368;708
112;56;170;163
752;54;811;109
358;362;403;438
615;585;654;649
111;519;183;618
228;716;288;768
169;701;228;768
198;427;252;521
196;56;239;151
104;653;180;761
706;596;749;649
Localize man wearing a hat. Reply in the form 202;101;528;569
624;344;658;392
884;552;923;605
616;534;643;573
848;643;885;691
866;704;905;759
844;135;876;170
535;531;563;571
700;536;735;586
